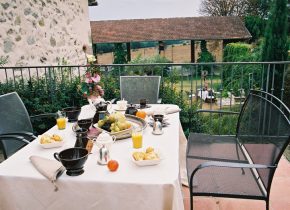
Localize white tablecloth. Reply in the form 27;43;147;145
0;104;184;210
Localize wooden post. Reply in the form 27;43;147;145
190;40;195;63
126;42;131;62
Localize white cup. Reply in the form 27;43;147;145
117;100;127;110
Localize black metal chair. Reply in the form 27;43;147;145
186;90;290;210
120;76;161;104
0;92;56;160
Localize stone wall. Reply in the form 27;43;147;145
0;0;92;66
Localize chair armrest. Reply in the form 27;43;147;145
0;131;36;139
0;134;31;144
30;113;57;120
189;161;276;187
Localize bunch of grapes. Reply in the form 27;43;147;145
97;113;131;132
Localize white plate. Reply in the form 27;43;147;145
114;108;127;111
38;135;64;149
131;150;163;166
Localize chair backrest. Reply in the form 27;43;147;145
236;90;290;190
0;92;33;134
120;76;161;104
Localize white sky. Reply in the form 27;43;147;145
89;0;202;21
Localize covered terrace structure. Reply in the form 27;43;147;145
90;16;251;62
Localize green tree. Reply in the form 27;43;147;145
197;40;215;75
223;42;262;96
261;0;288;96
113;43;127;64
245;16;267;42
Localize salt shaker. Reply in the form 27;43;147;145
152;119;163;135
97;145;110;165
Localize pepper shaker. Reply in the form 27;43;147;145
97;145;110;165
152;119;163;135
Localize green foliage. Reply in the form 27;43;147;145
223;42;262;96
262;0;288;62
244;16;267;42
0;70;86;134
201;113;238;135
197;40;215;74
261;0;288;96
126;54;171;76
113;43;127;64
0;56;9;66
101;74;120;101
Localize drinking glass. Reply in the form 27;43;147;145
131;126;143;149
56;111;66;130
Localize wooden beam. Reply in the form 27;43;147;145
190;40;195;63
126;42;131;62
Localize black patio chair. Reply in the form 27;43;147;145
120;76;161;104
0;92;57;160
186;90;290;210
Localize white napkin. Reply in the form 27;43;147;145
30;155;65;191
164;106;181;115
145;106;181;116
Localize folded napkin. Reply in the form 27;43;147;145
30;156;65;192
145;106;181;116
164;106;181;115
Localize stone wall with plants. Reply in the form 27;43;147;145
0;0;91;66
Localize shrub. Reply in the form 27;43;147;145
223;42;262;96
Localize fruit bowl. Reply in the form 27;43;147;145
93;114;147;140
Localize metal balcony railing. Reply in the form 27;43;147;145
0;61;289;134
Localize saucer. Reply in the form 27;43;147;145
114;107;127;111
148;121;170;127
135;104;151;109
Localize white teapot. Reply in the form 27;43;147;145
95;132;116;151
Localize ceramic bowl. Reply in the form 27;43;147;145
77;118;93;130
62;107;81;122
54;148;88;176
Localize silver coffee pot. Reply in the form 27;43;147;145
97;145;110;165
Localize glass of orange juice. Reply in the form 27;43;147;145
132;126;143;149
56;111;66;130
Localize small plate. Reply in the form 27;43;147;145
135;104;152;109
38;135;64;149
132;150;163;166
148;121;170;127
114;107;127;111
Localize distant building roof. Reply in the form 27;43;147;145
90;16;251;44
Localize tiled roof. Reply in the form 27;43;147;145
90;16;251;44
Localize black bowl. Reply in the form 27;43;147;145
62;107;81;122
54;148;88;176
77;118;93;130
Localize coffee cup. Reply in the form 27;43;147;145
153;114;164;122
139;98;147;107
117;99;127;110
